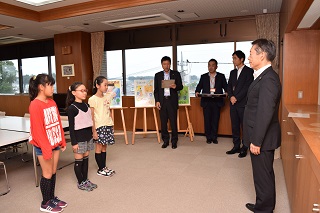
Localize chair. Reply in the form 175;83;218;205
0;111;6;116
24;113;30;118
0;161;10;196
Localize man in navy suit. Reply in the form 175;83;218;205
226;50;253;158
244;39;281;213
154;56;183;149
195;59;227;144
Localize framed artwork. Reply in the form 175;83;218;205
178;86;190;106
61;64;75;77
134;79;155;107
107;80;122;108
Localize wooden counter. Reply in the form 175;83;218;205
281;104;320;213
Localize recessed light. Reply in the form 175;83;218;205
15;0;63;6
178;10;184;13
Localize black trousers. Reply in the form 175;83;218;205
230;105;246;149
159;97;178;144
250;150;275;213
202;101;220;141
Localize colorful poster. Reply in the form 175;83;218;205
178;86;190;106
134;79;155;107
107;80;122;108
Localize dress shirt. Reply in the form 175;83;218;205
164;71;170;96
253;64;271;80
237;65;245;79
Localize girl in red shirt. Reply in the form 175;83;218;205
29;74;67;213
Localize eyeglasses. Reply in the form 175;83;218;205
75;89;88;93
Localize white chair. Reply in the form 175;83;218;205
0;111;6;116
24;113;30;118
60;116;71;143
0;161;10;196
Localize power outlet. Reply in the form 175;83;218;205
298;91;303;99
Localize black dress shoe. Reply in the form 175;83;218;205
212;139;218;144
172;143;177;149
238;149;248;158
245;203;255;212
162;143;169;148
226;147;240;155
206;140;212;144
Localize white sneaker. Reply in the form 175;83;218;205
97;169;112;177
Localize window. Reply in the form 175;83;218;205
125;46;172;95
177;42;234;95
235;41;252;67
0;60;19;94
106;50;123;93
50;56;57;93
21;56;50;93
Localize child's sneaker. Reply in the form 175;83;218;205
40;200;63;213
77;181;93;191
51;197;67;208
103;167;115;175
97;169;113;177
84;179;97;189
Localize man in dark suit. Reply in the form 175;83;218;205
243;39;281;213
226;50;254;158
154;56;183;149
195;59;227;144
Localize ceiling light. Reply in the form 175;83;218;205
15;0;63;6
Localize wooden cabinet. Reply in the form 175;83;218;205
281;105;320;212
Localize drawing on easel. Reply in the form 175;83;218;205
178;86;190;106
134;79;155;107
107;80;122;108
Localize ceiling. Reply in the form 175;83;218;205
0;0;311;45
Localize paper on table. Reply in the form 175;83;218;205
161;79;175;88
288;112;310;118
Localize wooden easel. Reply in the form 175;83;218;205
177;105;194;141
131;106;160;145
111;107;128;145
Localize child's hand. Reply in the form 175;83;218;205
72;144;79;153
60;146;66;152
93;131;98;140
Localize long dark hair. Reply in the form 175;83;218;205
66;82;83;108
92;76;107;95
29;74;55;101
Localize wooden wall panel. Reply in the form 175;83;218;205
0;95;29;116
54;31;93;94
283;30;320;105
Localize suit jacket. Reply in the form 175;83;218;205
195;72;228;108
154;70;183;110
227;65;254;107
243;66;281;151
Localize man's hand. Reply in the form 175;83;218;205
250;143;261;155
156;102;161;110
170;84;176;89
230;96;237;105
195;92;200;97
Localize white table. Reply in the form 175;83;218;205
0;116;69;187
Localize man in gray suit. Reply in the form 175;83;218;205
243;39;281;213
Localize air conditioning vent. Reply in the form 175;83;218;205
0;36;33;45
102;14;175;28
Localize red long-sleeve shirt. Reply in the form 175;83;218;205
29;98;66;160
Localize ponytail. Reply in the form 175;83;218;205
29;74;55;101
93;76;107;94
66;82;83;109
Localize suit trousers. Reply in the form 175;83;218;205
250;150;275;213
202;101;220;141
159;97;178;144
230;105;246;149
